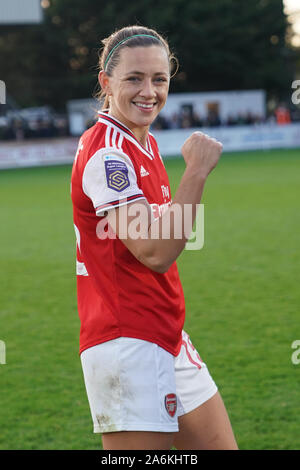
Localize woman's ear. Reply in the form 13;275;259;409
99;70;111;95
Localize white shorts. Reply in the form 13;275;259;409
80;330;218;433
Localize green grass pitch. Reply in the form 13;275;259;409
0;148;299;449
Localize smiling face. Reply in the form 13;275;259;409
100;45;170;143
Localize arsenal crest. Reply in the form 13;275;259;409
165;393;177;417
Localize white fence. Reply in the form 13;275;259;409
0;137;79;170
154;123;300;157
0;124;300;170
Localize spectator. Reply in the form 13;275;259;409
206;109;221;127
11;118;25;140
275;104;291;125
168;112;180;129
151;114;169;130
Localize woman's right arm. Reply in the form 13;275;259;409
106;131;223;273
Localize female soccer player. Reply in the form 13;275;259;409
71;25;238;450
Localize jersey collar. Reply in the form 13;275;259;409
98;111;154;160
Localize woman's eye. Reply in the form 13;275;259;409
126;76;167;83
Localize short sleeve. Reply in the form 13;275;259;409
82;147;145;216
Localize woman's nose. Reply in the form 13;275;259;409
140;78;155;99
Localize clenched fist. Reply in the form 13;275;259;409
181;132;223;179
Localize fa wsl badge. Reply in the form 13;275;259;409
104;157;130;192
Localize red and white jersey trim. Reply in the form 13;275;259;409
98;112;154;160
95;193;145;214
105;126;124;150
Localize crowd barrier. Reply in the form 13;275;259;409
154;122;300;156
0;123;299;170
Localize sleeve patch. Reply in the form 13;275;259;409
104;158;130;192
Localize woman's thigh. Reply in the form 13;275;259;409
102;431;174;450
174;391;238;450
173;331;237;450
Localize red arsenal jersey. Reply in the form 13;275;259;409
71;111;186;356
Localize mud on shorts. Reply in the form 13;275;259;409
80;330;218;433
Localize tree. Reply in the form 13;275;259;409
0;0;296;110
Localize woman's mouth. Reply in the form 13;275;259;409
132;102;157;112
